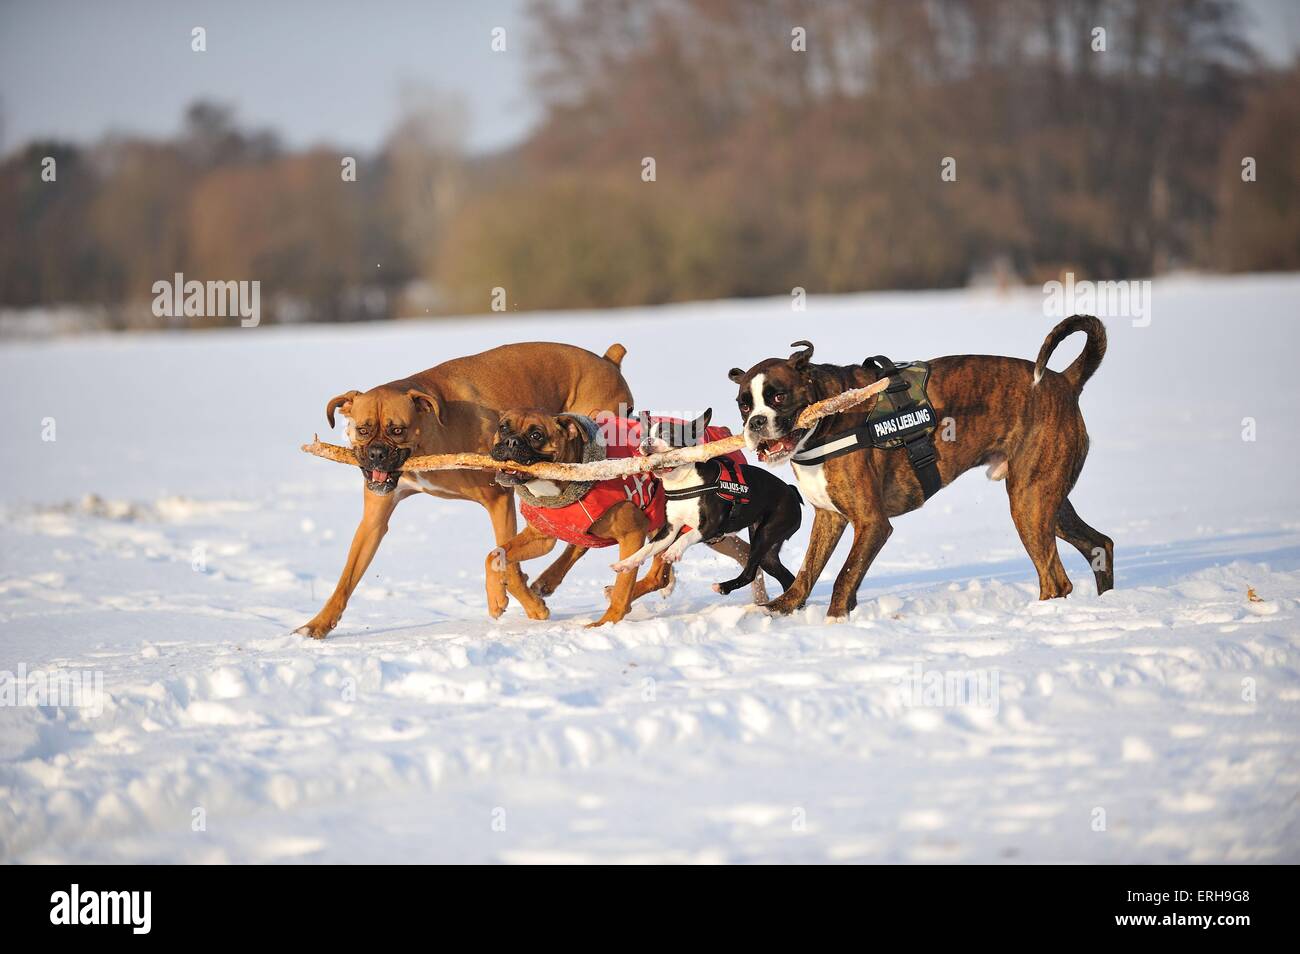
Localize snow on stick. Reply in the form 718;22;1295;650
300;377;889;479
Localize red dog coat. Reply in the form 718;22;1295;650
518;414;739;549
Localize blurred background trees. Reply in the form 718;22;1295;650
1;0;1296;328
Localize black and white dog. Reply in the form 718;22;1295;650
612;409;803;596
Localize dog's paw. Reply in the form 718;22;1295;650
610;559;639;573
762;596;799;616
524;601;550;621
488;547;508;572
711;582;724;594
825;613;850;625
660;568;676;598
294;619;334;640
485;582;509;619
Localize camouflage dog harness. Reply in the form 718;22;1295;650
792;357;943;499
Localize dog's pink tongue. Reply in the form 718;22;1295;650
371;469;388;482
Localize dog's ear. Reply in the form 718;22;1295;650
326;390;360;428
556;414;590;444
728;367;746;383
693;407;712;435
407;388;443;424
789;340;814;370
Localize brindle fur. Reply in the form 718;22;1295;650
730;317;1113;620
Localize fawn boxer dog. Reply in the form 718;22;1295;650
489;409;757;626
613;410;803;598
729;316;1113;621
295;342;633;638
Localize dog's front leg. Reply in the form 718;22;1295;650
296;488;407;639
765;508;847;615
612;523;679;573
826;515;892;621
589;535;645;627
483;490;551;619
662;528;703;564
486;525;557;620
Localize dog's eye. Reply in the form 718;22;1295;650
357;426;371;436
528;428;544;443
772;392;787;406
389;426;405;437
738;400;751;413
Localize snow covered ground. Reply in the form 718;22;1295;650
2;273;1299;863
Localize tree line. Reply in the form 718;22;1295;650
1;0;1296;328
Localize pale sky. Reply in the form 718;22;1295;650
1;0;1296;157
0;0;538;155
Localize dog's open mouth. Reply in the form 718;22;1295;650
362;467;402;494
495;468;529;486
756;430;805;463
356;446;410;495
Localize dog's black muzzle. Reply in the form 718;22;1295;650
750;408;808;462
356;442;410;495
491;437;546;486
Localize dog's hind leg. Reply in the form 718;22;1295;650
759;544;797;593
531;543;587;598
706;535;766;603
713;524;778;595
1006;471;1073;600
629;556;673;602
1055;497;1114;595
757;494;802;594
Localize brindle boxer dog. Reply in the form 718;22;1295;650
729;316;1113;621
295;342;634;638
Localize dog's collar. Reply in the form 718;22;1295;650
515;415;606;509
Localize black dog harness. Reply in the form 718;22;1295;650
791;356;943;499
664;458;751;504
663;458;758;537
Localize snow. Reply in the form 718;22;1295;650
2;272;1299;863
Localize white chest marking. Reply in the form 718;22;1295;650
659;466;704;531
401;472;447;494
792;461;841;514
525;479;562;497
664;496;703;532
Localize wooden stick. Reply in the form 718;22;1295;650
301;378;889;480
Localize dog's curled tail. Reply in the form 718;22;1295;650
603;343;627;367
1033;316;1106;394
